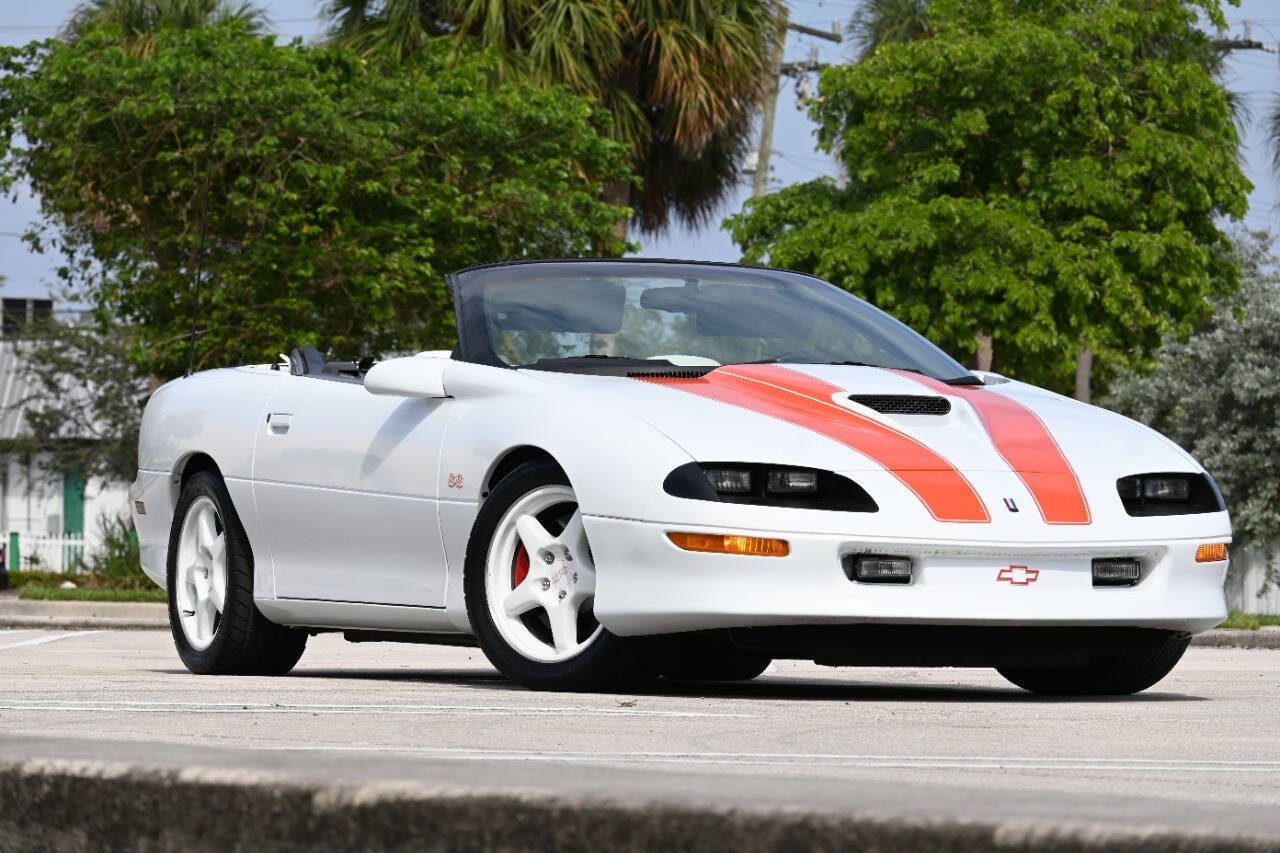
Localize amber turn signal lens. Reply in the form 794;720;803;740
1195;543;1228;563
667;531;790;557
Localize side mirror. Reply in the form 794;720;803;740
364;356;449;399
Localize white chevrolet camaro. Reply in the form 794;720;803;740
131;260;1231;693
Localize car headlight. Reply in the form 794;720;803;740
664;462;878;512
1115;473;1225;516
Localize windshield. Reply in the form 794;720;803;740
452;261;974;383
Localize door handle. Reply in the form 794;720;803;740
267;412;293;434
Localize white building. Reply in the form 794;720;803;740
0;299;131;571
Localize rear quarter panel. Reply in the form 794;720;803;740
132;367;287;591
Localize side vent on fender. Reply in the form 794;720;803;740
849;395;951;416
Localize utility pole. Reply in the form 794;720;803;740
752;7;842;199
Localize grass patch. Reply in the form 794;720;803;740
1220;610;1280;630
6;570;71;589
18;585;165;603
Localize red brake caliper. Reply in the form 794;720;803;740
513;544;530;587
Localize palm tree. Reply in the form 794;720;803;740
323;0;780;236
62;0;268;57
848;0;930;59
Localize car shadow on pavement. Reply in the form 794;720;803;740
639;676;1206;704
204;667;1206;704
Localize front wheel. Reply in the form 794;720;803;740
996;633;1191;695
464;461;661;692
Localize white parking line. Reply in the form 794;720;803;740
0;699;751;719
0;631;101;651
243;745;1280;773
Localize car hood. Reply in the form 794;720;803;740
534;363;1193;473
527;363;1201;526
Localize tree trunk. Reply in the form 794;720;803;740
1074;345;1093;404
602;180;630;247
975;332;994;372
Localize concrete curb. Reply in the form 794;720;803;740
0;600;167;631
0;758;1274;853
1190;627;1280;650
0;615;167;630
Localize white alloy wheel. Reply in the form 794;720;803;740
484;484;602;663
174;495;228;651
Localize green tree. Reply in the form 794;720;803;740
324;0;779;235
1106;231;1280;559
0;23;632;378
10;312;148;484
848;0;930;59
727;0;1249;398
62;0;267;56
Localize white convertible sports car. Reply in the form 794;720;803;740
131;259;1231;694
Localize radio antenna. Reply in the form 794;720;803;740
186;115;216;378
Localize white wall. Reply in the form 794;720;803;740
0;453;131;557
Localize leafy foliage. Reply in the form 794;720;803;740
848;0;931;59
62;0;267;56
0;23;632;378
1106;231;1280;551
727;0;1249;393
81;514;150;589
324;0;780;234
10;314;148;483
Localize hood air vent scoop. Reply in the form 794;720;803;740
849;394;951;416
628;368;715;379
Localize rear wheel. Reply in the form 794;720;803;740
464;461;661;692
996;633;1190;695
167;470;307;675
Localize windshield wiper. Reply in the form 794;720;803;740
740;359;984;386
518;355;670;368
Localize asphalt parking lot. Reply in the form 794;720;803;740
2;627;1280;846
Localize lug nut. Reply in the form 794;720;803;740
540;579;551;591
542;553;554;565
572;573;578;584
558;590;567;600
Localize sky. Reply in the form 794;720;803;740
2;0;1279;300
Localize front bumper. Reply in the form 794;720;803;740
585;516;1229;636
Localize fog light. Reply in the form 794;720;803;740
1092;558;1141;586
845;554;913;584
1195;543;1228;563
1143;477;1190;500
767;469;818;494
703;468;752;494
667;531;789;557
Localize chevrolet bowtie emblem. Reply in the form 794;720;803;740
997;565;1039;585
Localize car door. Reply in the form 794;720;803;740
251;372;452;606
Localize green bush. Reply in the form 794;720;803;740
18;585;165;603
6;570;69;589
78;516;151;590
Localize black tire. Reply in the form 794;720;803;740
663;635;771;681
167;469;307;675
996;633;1191;696
464;460;662;692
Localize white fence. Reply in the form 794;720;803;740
1226;542;1280;615
7;532;88;574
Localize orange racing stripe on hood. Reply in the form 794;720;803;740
891;372;1091;525
635;364;990;523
